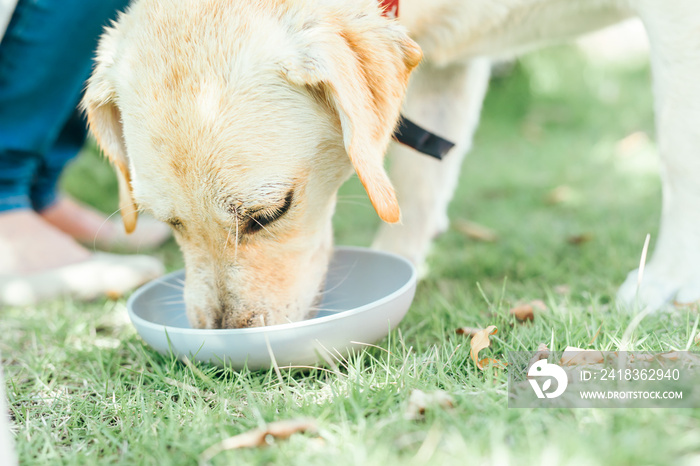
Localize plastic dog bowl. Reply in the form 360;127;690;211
127;246;417;370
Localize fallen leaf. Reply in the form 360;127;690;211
509;304;534;321
453;219;498;242
674;300;699;310
633;352;683;362
479;358;508;369
628;352;700;366
530;300;547;311
455;327;483;337
657;352;700;364
521;120;543;142
105;290;123;300
529;343;551;367
199;418;317;461
405;389;454;420
470;325;498;369
559;346;605;366
615;131;650;158
545;185;574;205
509;300;546;321
588;324;603;346
567;233;594;245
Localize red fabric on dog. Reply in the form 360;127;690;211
379;0;399;18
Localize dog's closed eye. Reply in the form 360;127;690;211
168;218;184;230
246;189;294;234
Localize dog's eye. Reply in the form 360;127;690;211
167;218;184;230
246;190;293;234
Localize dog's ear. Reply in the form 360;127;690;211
282;6;422;223
81;27;138;234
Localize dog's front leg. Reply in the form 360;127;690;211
617;1;700;309
372;59;491;271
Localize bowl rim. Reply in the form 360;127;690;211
126;246;417;336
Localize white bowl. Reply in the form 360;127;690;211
127;246;417;370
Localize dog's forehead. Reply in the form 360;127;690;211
116;0;298;104
129;138;303;221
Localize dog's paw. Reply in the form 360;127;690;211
617;267;700;311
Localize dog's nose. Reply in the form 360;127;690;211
221;309;264;329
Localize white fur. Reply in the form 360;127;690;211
84;0;700;328
377;0;700;309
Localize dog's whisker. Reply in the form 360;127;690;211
223;217;235;254
334;200;373;208
151;297;187;306
318;262;358;297
336;194;368;199
234;214;239;265
152;293;180;302
154;280;186;292
89;206;124;252
245;214;280;240
308;306;341;314
161;299;187;306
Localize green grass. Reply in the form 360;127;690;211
5;45;700;465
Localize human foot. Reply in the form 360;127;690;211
0;252;164;305
40;197;171;252
0;209;164;305
0;209;92;274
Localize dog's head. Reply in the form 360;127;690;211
83;0;421;328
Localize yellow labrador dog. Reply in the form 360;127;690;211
83;0;700;328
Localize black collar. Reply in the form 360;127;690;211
393;116;454;160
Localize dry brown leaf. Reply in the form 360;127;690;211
633;352;681;362
470;325;498;369
530;300;547;311
509;304;534;321
567;233;594;245
509;300;546;321
588;324;603;346
656;352;700;364
405;389;454;420
628;352;700;367
478;358;508;369
615;131;650;158
531;343;550;361
200;418;317;461
453;219;498;242
105;290;123;300
545;185;574;205
455;327;483;337
528;343;551;368
521;120;544;142
559;346;605;366
674;300;699;310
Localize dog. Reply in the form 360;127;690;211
83;0;700;328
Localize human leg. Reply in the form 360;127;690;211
0;0;164;303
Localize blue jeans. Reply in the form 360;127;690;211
0;0;130;212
